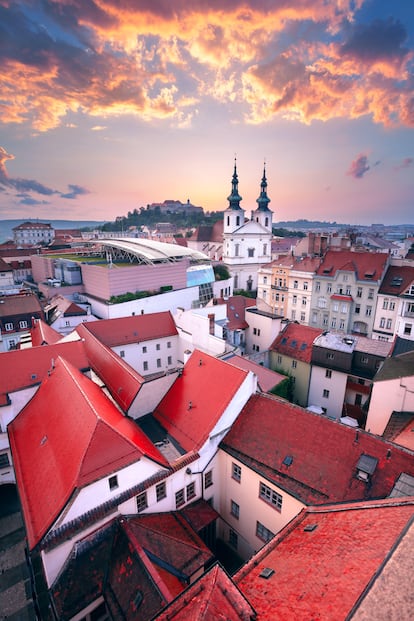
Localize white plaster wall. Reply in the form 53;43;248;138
0;386;38;432
174;306;227;360
308;366;347;419
366;375;414;435
112;335;179;376
244;311;282;354
129;373;179;419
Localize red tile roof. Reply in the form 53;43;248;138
379;264;414;295
30;318;62;346
225;296;256;330
153;350;249;452
0;292;43;317
9;357;167;549
316;250;389;281
236;499;414;620
77;322;144;413
0;340;89;402
221;393;414;505
225;354;286;392
80;311;177;347
270;322;323;363
156;562;256;621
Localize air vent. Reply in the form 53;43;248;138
283;455;293;467
304;523;318;532
259;567;275;579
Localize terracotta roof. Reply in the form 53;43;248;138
290;256;321;272
44;294;87;318
79;311;177;347
235;499;414;621
0;257;12;272
77;322;145;413
379;264;414;295
0;340;89;402
270;322;323;363
0;292;43;317
13;221;52;230
226;296;256;330
156;562;256;621
188;221;223;242
221;393;414;505
9;357;167;549
30;318;62;346
153;350;249;452
316;250;389;281
225;354;286;392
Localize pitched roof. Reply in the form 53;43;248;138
77;322;145;413
79;311;177;347
153;350;249;452
9;357;167;549
0;340;89;404
225;296;256;330
30;318;62;346
316;250;389;281
0;257;12;272
0;292;43;317
221;393;414;505
225;354;286;392
379;264;414;295
156;562;256;621
374;350;414;382
44;294;87;319
270;322;323;363
235;499;414;621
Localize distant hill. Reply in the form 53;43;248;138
0;219;106;243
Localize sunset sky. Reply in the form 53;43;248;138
0;0;413;225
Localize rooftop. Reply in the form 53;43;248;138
270;322;323;363
79;311;177;347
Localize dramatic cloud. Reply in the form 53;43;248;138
1;1;412;132
0;146;89;204
346;154;371;179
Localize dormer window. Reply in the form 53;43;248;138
356;454;378;482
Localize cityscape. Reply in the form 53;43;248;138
1;1;414;620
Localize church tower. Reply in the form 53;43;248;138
223;159;245;235
252;164;273;232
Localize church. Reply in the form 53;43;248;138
222;161;273;291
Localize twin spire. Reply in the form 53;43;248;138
227;159;271;211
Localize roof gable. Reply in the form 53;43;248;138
221;393;414;505
379;264;414;295
80;311;178;346
316;250;389;281
270;323;323;363
9;357;166;549
233;219;270;235
31;318;62;346
153;350;249;452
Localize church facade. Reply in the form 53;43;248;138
222;162;273;291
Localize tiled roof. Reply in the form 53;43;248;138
0;257;12;272
153;350;249;452
44;294;87;318
316;250;389;281
188;221;223;242
225;354;286;392
13;221;52;230
30;318;62;346
226;296;256;330
0;292;43;317
77;322;144;413
270;322;323;363
379;264;414;295
290;256;321;272
235;499;414;621
354;335;393;357
221;393;414;505
79;311;177;346
0;340;89;402
9;357;167;549
391;336;414;357
155;562;256;621
374;350;414;382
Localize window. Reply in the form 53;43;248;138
404;323;412;336
318;298;327;309
323;389;330;398
368;288;374;300
339;320;345;330
248;248;255;258
327;352;334;360
277;355;282;365
156;482;166;502
175;488;185;508
65;320;70;327
136;492;148;513
316;282;321;292
156;358;161;368
302;297;307;307
300;312;306;322
292;360;297;369
341;304;348;314
253;327;257;335
109;475;118;490
323;315;329;326
5;323;13;331
331;318;337;328
333;302;339;312
312;311;318;323
389;301;395;311
360;356;369;364
304;282;308;290
346;287;351;296
379;318;385;328
357;287;362;298
0;453;10;469
382;299;389;310
120;350;125;358
292;295;297;305
235;244;239;257
230;500;240;519
327;284;332;293
229;529;238;549
325;369;332;378
366;306;372;316
256;521;275;543
19;320;27;329
142;346;147;353
407;303;414;314
167;356;172;365
293;280;298;289
386;318;392;329
232;462;241;482
204;470;213;489
156;343;160;350
355;305;360;315
291;310;296;320
257;328;261;336
263;276;268;285
143;361;148;371
167;341;171;348
259;482;282;511
186;482;196;501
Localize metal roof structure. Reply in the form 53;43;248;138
96;237;211;265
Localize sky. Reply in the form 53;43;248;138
0;0;413;226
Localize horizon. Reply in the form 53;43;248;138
0;1;413;225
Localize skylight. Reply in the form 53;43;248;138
356;454;378;482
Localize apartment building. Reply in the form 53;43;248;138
372;264;414;341
286;256;321;324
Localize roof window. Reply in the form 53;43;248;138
356;454;378;482
390;276;403;286
283;455;293;467
259;567;275;579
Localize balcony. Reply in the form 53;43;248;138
271;284;288;291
